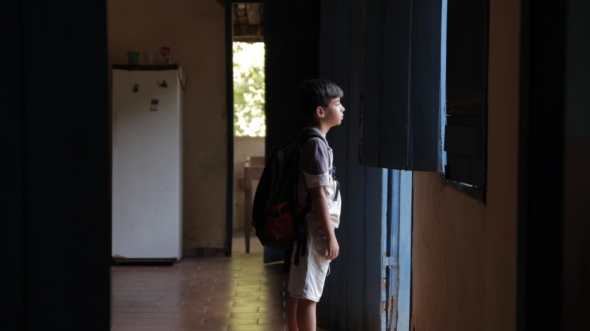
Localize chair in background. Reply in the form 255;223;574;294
243;156;265;253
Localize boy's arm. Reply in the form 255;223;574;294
309;186;339;260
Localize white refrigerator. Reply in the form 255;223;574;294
111;65;184;262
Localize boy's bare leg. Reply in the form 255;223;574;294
296;298;317;331
287;296;299;331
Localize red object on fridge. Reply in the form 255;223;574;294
160;47;171;65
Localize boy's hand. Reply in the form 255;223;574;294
325;236;339;260
309;186;339;260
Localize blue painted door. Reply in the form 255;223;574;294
382;170;412;330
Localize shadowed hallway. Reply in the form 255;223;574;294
111;233;329;331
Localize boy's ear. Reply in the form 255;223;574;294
314;106;324;119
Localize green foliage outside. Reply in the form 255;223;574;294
233;42;266;137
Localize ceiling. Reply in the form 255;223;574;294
233;3;264;42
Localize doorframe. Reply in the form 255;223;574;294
223;0;233;256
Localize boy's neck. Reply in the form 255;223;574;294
307;120;330;134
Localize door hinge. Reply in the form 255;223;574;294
382;256;398;268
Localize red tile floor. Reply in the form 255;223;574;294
111;232;329;331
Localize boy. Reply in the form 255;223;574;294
287;79;345;331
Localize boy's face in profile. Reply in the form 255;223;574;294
320;97;345;127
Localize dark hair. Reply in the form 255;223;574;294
295;79;344;120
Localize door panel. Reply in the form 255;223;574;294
384;170;412;331
263;0;320;263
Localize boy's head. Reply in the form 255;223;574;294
295;79;344;121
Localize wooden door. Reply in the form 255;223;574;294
263;0;320;262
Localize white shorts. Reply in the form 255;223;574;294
287;215;331;302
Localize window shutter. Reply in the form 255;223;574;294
360;0;444;172
444;0;489;188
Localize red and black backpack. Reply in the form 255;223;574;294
251;128;325;266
